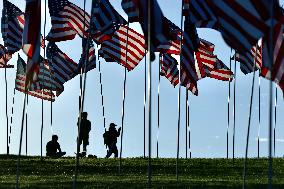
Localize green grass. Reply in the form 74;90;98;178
0;155;284;188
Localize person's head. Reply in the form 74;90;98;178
81;112;88;119
52;135;58;142
109;123;116;129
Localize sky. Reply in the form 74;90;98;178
0;0;284;158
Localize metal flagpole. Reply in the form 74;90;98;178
185;90;188;159
119;22;130;174
176;1;184;181
227;48;232;159
25;96;29;156
242;51;257;189
73;0;90;188
233;50;237;161
144;48;147;158
9;88;16;154
5;60;9;155
268;1;275;188
147;0;153;187
16;93;27;189
40;0;48;161
98;57;106;129
273;87;277;157
157;54;161;158
188;92;191;159
257;75;261;158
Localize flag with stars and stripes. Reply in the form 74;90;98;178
15;55;55;101
47;0;90;42
22;0;41;87
91;0;126;43
1;0;24;54
99;25;146;71
76;38;96;75
47;42;78;88
160;54;179;87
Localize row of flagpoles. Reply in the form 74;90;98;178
0;0;283;189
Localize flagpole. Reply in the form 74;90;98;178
268;1;275;188
185;90;188;159
176;0;184;181
9;87;16;155
119;22;130;174
144;48;147;159
273;87;277;157
242;50;257;189
16;93;27;189
233;50;237;161
157;54;161;158
147;0;153;187
257;74;261;158
4;51;9;155
227;48;232;159
25;96;28;156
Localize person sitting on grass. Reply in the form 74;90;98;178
46;135;66;158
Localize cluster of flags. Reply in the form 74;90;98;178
0;0;283;101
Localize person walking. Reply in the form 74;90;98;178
104;123;121;158
77;112;91;157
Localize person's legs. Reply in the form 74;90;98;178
113;145;118;158
106;143;114;158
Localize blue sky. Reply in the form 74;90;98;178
0;0;284;158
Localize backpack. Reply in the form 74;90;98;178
103;131;110;145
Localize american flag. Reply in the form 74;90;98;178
261;18;284;93
160;54;179;87
99;25;146;71
234;45;262;75
22;0;41;87
91;0;126;43
77;38;96;75
0;44;13;68
16;55;55;102
121;0;179;50
180;17;198;95
206;58;234;82
184;0;282;55
1;0;46;55
1;0;24;54
47;0;90;42
47;42;78;88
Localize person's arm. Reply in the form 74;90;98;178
117;127;121;137
57;142;62;152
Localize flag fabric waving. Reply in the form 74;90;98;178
1;0;24;54
91;0;126;43
121;0;179;51
22;0;41;87
184;0;282;55
47;0;90;42
234;44;262;75
160;54;179;87
180;17;198;95
47;42;78;88
99;25;146;71
77;38;96;75
207;58;234;82
16;55;55;101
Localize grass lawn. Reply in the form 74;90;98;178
0;155;284;188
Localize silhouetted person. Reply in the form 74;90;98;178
77;112;91;156
104;123;121;158
46;135;66;158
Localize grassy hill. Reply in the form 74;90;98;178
1;155;284;188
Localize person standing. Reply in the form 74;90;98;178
77;112;91;156
104;123;121;158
